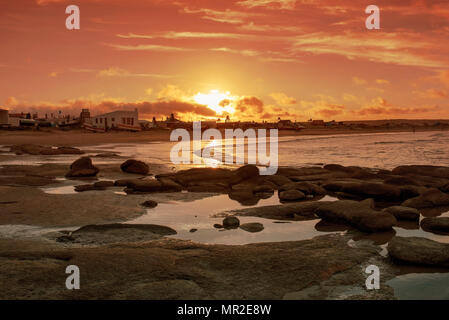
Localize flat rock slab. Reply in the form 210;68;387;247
227;201;326;221
0;234;387;299
60;223;177;245
387;236;449;268
315;200;396;233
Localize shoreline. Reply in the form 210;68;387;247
0;126;447;147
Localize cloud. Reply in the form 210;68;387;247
235;96;264;114
352;76;367;85
117;32;249;40
440;70;449;87
375;79;391;85
353;97;440;116
97;67;174;79
292;32;447;68
210;47;259;57
106;44;192;52
269;92;297;105
237;0;297;10
314;104;345;118
182;7;254;25
413;88;448;99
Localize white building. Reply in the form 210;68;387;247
86;109;140;131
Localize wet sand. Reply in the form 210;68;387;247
0;126;447;147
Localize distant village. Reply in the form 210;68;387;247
0;107;329;132
1;107;448;132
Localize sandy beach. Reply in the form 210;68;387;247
1;125;448;147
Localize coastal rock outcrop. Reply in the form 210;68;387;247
322;181;402;201
120;160;150;175
66;157;99;178
10;144;84;155
387;236;449;267
125;178;182;193
420;217;449;233
401;188;449;208
315;200;397;232
382;206;420;221
240;222;264;233
279;189;306;201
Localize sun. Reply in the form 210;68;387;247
193;90;236;115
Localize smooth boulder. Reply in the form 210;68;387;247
223;216;240;229
66;157;99;178
382;206;420;221
279;190;306;201
420;217;449;233
120;160;150;175
387;236;449;267
401;188;449;208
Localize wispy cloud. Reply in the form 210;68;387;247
117;31;251;40
106;43;192;52
237;0;297;10
97;67;175;79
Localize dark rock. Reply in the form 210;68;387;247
223;216;240;229
239;222;264;233
114;179;139;187
315;200;397;232
94;152;119;158
382;206;420;221
74;184;96;192
56;147;84;155
10;144;84;155
420;217;449;233
73;223;176;236
120;160;150;175
392;165;449;179
66;157;99;178
140;200;158;208
127;178;182;193
230;164;260;184
230;201;323;221
189;228;198;233
387;236;449;267
56;235;76;243
213;224;224;229
264;175;292;187
402;188;449;208
440;183;449;193
279;182;326;195
93;181;114;188
384;176;421;186
253;184;275;194
322;181;402;201
279;189;306;201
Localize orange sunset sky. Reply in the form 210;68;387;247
1;0;449;121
